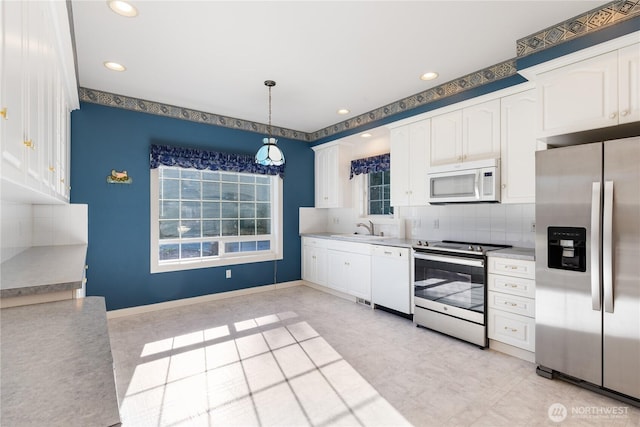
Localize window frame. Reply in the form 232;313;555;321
150;166;283;273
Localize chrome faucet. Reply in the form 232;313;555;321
356;220;374;235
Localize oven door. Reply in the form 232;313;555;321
414;252;486;324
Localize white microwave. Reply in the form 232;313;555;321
428;158;500;204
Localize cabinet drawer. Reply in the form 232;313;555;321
488;273;535;298
488;291;535;317
302;237;329;248
488;257;535;279
488;309;536;352
326;240;372;255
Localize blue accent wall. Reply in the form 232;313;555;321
71;102;314;310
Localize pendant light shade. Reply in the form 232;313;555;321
255;80;285;166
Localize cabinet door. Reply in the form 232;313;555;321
327;250;349;293
389;126;410;206
1;0;26;185
314;147;328;207
346;252;371;300
463;99;500;162
537;50;618;137
500;90;546;204
618;43;640;125
303;245;327;285
324;145;339;207
408;120;430;205
430;110;462;166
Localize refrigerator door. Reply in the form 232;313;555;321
602;137;640;400
535;142;603;386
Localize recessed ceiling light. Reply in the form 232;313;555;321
104;61;126;72
108;0;138;17
361;133;372;138
337;109;350;115
420;71;439;81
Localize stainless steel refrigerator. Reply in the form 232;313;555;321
535;136;640;403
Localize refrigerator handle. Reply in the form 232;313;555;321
590;182;602;311
603;181;614;313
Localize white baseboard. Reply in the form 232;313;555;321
301;280;357;303
489;339;535;363
106;280;304;319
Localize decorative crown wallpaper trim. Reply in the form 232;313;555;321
78;87;311;142
517;0;640;57
311;59;517;141
79;1;637;143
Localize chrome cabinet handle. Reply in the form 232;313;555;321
590;182;602;311
504;326;518;332
603;181;614;313
621;110;629;117
504;301;517;307
609;112;617;119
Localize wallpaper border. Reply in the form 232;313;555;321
78;1;638;143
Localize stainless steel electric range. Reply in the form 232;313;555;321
413;240;511;347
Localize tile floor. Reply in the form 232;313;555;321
108;285;640;426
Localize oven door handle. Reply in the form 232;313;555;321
414;252;484;268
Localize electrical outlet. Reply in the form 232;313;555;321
433;219;440;229
530;221;536;232
226;269;231;279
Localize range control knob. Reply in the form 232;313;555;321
475;245;483;252
417;241;423;246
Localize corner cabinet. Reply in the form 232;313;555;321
430;99;500;166
301;237;328;286
390;119;430;206
521;34;639;138
313;143;352;208
0;0;78;204
500;89;547;204
301;237;372;301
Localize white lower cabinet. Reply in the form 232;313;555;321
301;237;328;286
487;257;536;360
301;237;372;301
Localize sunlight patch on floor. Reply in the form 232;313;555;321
119;312;410;426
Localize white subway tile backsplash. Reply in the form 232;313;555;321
402;203;535;247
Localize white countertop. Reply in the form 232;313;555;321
0;297;121;426
0;245;87;298
488;247;535;261
301;233;414;248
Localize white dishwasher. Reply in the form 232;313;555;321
371;245;412;315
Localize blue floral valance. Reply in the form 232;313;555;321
150;144;285;178
350;153;390;179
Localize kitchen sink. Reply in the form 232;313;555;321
330;234;389;240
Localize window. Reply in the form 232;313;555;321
368;170;393;215
150;166;282;273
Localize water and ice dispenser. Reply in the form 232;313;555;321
547;227;587;272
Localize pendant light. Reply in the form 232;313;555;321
255;80;285;166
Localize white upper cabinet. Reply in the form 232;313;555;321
0;0;78;203
537;50;619;136
390;119;430;206
618;43;640;125
500;89;546;204
430;99;500;166
430;110;462;166
313;143;352;208
463;99;501;162
521;33;640;138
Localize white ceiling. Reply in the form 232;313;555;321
71;1;608;135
